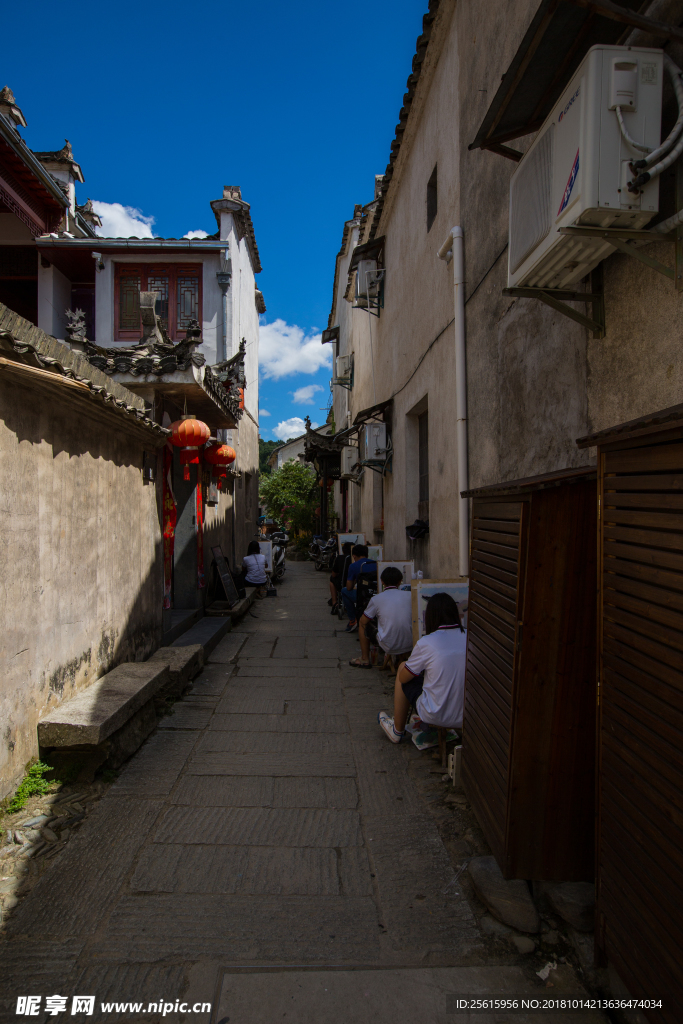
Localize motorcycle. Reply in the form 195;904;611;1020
309;535;337;572
270;530;289;583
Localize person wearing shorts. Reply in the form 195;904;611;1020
377;591;466;743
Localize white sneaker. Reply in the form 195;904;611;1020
378;711;405;744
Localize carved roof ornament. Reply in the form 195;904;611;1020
210;186;262;273
212;337;247;409
84;315;244;422
34;139;85;183
65;308;88;352
76;198;102;229
0;85;27;129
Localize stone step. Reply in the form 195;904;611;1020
172;616;233;656
38;662;171;748
148;644;204;699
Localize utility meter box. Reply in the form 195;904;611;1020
363;422;387;460
341;446;358;478
508;45;663;290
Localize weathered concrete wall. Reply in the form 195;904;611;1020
0;376;164;798
370;0;462;576
457;0;683;487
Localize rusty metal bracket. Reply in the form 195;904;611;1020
503;285;605;338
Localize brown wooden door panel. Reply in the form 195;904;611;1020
598;441;683;1019
604;443;683;474
463;500;526;874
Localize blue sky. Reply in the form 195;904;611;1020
6;0;427;441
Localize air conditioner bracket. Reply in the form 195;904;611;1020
332;370;354;391
559;226;674;282
503;286;605;338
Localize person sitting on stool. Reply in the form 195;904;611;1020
236;540;268;599
341;544;377;632
377;592;466;743
329;541;352;609
349;566;412;668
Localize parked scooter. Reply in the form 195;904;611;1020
309;535;337;572
270;530;289;583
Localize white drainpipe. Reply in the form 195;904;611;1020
438;226;469;576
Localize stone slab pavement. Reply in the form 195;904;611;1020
0;563;605;1024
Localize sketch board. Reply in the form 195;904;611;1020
367;544;383;561
211;545;240;607
258;541;273;571
377;560;414;591
337;532;365;552
411;578;469;644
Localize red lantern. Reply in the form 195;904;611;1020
204;443;236;490
169;417;211;480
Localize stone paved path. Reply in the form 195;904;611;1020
1;564;604;1023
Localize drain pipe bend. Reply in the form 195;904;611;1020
438;226;469;576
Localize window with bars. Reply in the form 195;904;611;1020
114;265;201;340
418;411;429;519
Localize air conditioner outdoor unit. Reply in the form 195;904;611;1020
336;354;352;378
341;446;358;479
355;259;382;306
508;45;664;290
362;422;387;460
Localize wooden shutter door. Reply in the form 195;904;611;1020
599;440;683;1020
462;499;527;870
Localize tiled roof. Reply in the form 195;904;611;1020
210;186;262;273
0;303;167;438
368;0;442;240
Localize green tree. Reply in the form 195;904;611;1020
259;438;281;476
259;460;319;533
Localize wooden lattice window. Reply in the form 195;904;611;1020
147;273;169;332
114;264;202;340
176;274;199;329
118;272;141;330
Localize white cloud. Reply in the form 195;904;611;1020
273;416;318;441
259;408;271;417
259;319;332;380
184;229;209;239
92;201;155;238
291;384;323;405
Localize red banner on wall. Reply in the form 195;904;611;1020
163;445;177;609
196;474;205;589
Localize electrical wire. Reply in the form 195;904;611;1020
389;242;508;402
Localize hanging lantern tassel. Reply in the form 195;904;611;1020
169;418;211;481
204;443;236;490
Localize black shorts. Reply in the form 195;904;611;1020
402;671;424;705
330;574;342;589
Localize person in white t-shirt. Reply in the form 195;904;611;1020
239;541;268;598
378;591;466;743
349;566;412;668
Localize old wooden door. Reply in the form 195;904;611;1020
598;438;683;1020
462;499;528;871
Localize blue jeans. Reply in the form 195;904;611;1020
341;587;357;621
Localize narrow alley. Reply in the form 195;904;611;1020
2;566;604;1024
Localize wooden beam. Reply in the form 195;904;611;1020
567;0;683;44
484;143;524;162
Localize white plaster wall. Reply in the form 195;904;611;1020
94;253;220;363
37;262;72;340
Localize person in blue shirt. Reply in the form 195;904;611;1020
341;545;377;632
